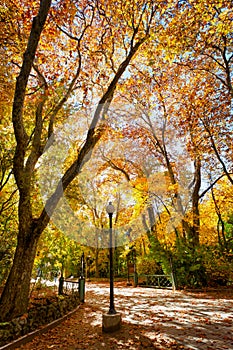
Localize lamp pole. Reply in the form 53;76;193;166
106;201;116;315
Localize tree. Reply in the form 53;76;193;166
33;227;82;280
0;0;159;321
162;0;233;184
115;63;201;244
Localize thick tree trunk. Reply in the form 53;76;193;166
0;0;51;322
0;228;39;321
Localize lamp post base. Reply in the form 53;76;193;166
102;312;122;333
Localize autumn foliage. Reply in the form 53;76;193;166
0;0;233;322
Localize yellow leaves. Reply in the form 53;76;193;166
131;177;148;193
167;183;179;194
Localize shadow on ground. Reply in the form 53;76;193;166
16;282;233;350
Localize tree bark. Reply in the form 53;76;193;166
0;229;39;320
0;0;52;322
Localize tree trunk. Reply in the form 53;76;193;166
190;157;201;245
0;228;39;321
0;0;52;322
211;185;227;248
95;247;100;278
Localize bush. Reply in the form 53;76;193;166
202;245;233;287
171;244;208;289
136;257;163;275
171;243;233;289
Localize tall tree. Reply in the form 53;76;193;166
162;0;233;183
0;0;158;321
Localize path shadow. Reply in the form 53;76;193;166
63;299;233;350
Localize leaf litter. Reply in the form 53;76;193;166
16;282;233;350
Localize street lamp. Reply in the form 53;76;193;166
106;201;116;314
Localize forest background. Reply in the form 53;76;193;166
0;0;232;322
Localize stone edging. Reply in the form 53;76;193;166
0;305;81;350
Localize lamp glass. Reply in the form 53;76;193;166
106;201;115;214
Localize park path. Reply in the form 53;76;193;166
16;282;233;350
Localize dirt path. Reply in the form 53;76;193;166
16;282;233;350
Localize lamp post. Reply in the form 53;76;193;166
106;201;116;314
79;252;85;302
102;201;121;332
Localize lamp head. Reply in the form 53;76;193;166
106;201;115;214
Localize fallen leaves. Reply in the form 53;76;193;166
15;283;233;350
